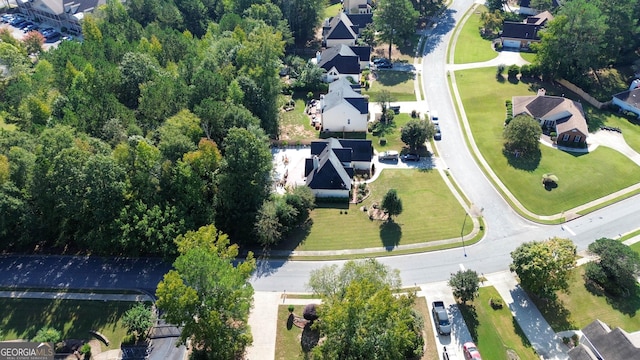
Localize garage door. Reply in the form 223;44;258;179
502;40;521;48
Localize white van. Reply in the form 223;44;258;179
431;111;439;124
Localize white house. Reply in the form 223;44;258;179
343;0;371;14
320;78;368;133
612;80;640;119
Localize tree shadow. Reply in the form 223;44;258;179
543;181;558;191
527;293;574;331
287;313;294;330
300;322;319;353
512;317;532;347
379;221;402;250
503;148;541;172
584;279;640;316
374;71;414;87
496;73;506;83
457;302;479;342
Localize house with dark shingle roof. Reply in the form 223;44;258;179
320;78;369;133
322;12;358;48
16;0;104;34
568;319;640;360
518;0;562;16
513;89;588;145
317;44;361;83
304;138;372;198
501;11;553;49
612;80;640;119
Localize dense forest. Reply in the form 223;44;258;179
0;0;324;257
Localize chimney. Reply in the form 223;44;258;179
630;79;640;90
537;88;546;96
316;51;322;63
313;155;319;172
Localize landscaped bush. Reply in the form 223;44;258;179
497;64;505;76
379;138;387;145
490;298;503;309
411;109;418;118
520;64;531;78
505;99;513;124
288;305;295;313
507;65;520;79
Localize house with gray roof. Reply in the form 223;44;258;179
320;77;369;133
501;11;553;50
568;319;640;360
304;138;372;198
612;80;640;119
513;89;588;146
16;0;104;35
322;12;358;48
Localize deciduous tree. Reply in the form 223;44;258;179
122;303;155;341
381;188;403;221
401;119;433;151
503;113;541;156
156;225;256;360
585;238;640;297
448;269;480;303
510;237;576;298
374;0;419;60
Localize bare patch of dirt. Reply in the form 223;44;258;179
279;123;316;141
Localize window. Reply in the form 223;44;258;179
562;134;570;141
574;135;581;142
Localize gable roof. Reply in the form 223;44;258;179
318;45;360;75
305;142;353;191
613;88;640;109
323;12;357;41
310;138;373;163
512;94;588;136
502;11;553;40
349;46;371;63
322;78;369;115
519;0;561;8
346;13;373;30
568;319;640;360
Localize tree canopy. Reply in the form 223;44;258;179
585;238;640;297
374;0;419;60
503;113;542;156
510;237;576;298
448;269;480;303
307;259;424;359
155;225;256;360
401;119;434;151
122;303;155;341
381;188;403;221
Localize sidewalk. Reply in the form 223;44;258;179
0;290;153;302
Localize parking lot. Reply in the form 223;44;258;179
1;11;75;50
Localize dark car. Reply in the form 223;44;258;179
9;17;24;26
402;153;420;162
19;21;33;30
40;27;55;36
376;60;393;69
45;31;61;42
12;19;27;28
24;24;39;32
434;124;442;140
372;58;389;65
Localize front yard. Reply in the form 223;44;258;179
453;5;497;64
363;70;416;102
276;169;472;251
455;67;640;215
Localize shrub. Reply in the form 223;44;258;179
411;110;418;118
507;65;520;78
288;305;295;313
520;64;531;78
379;138;387;145
497;64;505;75
80;343;91;355
33;326;61;343
490;298;503;309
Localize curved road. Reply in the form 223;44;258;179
1;0;640;295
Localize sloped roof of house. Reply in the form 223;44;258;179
502;11;553;40
305;143;353;190
526;11;553;25
349;46;371;63
310;138;373;163
322;78;368;115
512;94;588;136
568;319;640;360
323;12;358;41
318;45;360;75
613;88;640;109
346;13;373;30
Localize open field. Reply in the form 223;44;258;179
453;5;497;64
459;287;539;360
364;70;416;102
277;169;472;251
532;266;640;332
0;298;132;351
455;67;640;215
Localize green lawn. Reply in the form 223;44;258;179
631;242;640;254
279;94;317;142
455;67;640;215
586;107;640;155
277;169;472;251
519;52;536;63
0;298;133;351
454;5;497;64
459;287;539;360
367;113;415;153
364;71;416;102
532;266;640;332
323;3;342;19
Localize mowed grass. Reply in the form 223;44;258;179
364;70;416;102
0;298;132;351
533;266;640;332
519;52;536;63
586;106;640;154
282;170;472;251
631;242;640;255
279;94;317;142
455;67;640;215
323;3;342;19
275;298;438;360
454;5;497;64
368;113;413;152
460;287;539;360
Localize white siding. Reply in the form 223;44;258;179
313;189;350;198
322;104;367;132
613;97;640;118
325;38;356;48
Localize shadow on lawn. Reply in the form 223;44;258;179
458;302;479;343
512;317;532;348
374;71;414;87
503;148;541;172
380;221;401;250
584;280;640;317
527;294;574;331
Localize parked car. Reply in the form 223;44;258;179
430;110;439;125
434;124;442;140
463;342;482;360
431;301;451;335
62;35;74;41
19;21;33;30
376;60;393;69
378;150;399;161
372;57;389;65
1;14;15;23
402;153;420;162
12;19;27;28
9;16;24;26
40;27;55;36
45;31;61;42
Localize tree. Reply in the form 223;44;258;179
503;113;541;155
274;0;324;45
485;0;506;12
375;89;395;120
480;10;504;38
155;225;256;360
374;0;419;60
448;269;480;303
585;238;640;297
122;303;155;341
401;119;433;151
510;237;576;298
381;188;403;221
308;260;423;359
33;326;61;343
215;127;272;243
22;31;45;55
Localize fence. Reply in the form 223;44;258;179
557;79;610;109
